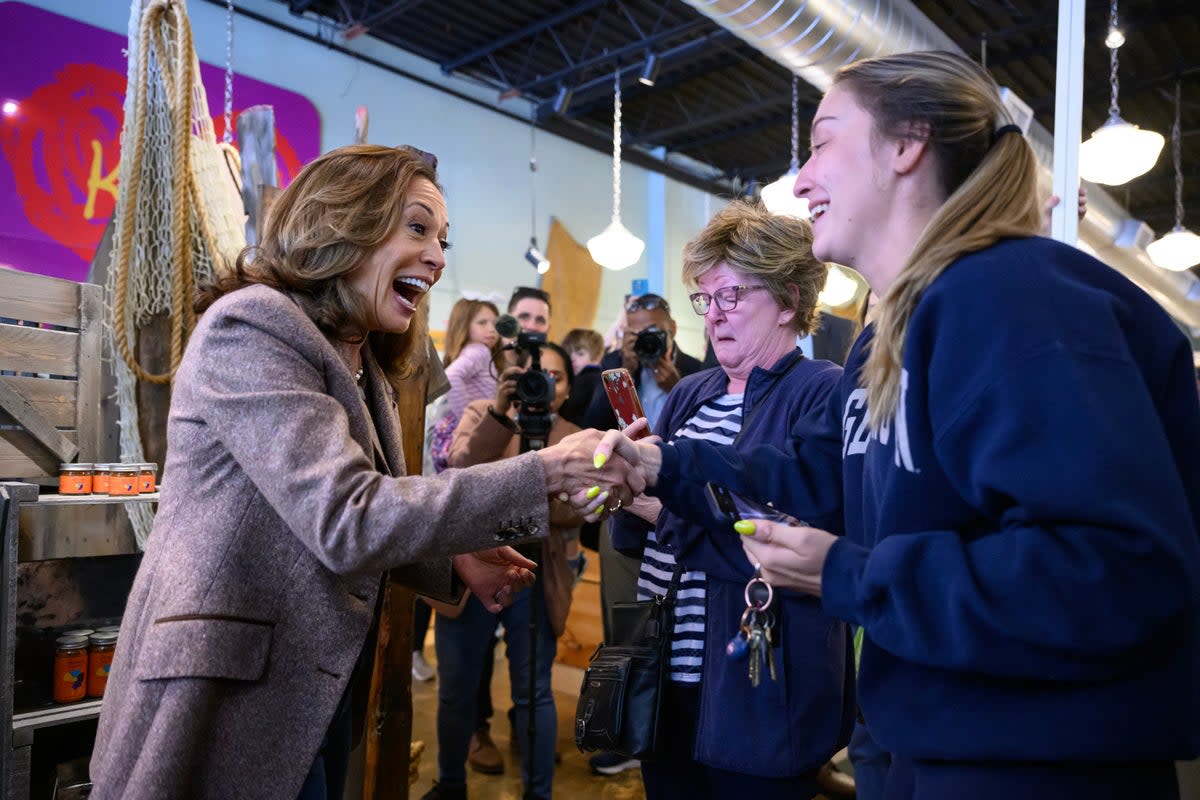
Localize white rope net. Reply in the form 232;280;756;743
106;0;246;546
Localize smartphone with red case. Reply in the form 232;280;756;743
601;368;649;438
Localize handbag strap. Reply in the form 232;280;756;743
662;561;685;603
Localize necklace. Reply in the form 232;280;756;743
354;368;364;384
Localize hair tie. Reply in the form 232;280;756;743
992;123;1023;145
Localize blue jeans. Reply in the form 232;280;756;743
848;720;890;800
434;586;558;799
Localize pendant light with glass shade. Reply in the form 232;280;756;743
587;70;644;271
1147;81;1200;271
1079;0;1164;186
760;74;810;218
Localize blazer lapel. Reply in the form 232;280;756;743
362;350;404;477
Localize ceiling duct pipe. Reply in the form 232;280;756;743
684;0;1200;328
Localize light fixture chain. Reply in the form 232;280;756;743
790;74;800;171
1173;80;1184;228
223;0;235;144
1108;0;1120;119
530;101;538;242
612;69;622;222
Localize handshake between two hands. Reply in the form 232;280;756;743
455;419;658;613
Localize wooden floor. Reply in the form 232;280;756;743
409;556;648;799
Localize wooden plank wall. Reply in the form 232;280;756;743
0;269;99;478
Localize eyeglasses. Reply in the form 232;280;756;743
689;285;767;315
625;294;670;314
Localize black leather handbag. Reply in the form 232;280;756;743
574;563;683;760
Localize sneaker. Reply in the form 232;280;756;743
467;730;504;775
419;782;467;800
412;651;436;682
588;751;640;775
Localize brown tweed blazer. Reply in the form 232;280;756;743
89;285;550;799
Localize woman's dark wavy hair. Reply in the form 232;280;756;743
196;144;440;388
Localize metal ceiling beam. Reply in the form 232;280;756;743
515;18;711;96
629;93;788;145
533;29;735;120
1029;62;1200;114
556;43;750;121
440;0;608;74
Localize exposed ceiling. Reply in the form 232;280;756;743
259;0;1200;258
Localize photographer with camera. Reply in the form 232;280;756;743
581;294;703;432
579;292;704;777
424;341;584;800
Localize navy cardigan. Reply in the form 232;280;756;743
612;350;855;776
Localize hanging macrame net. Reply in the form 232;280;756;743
106;0;246;546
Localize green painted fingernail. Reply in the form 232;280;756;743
734;520;756;536
593;453;608;469
586;486;601;500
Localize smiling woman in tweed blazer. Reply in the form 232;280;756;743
88;145;641;800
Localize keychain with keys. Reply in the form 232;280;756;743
727;565;778;687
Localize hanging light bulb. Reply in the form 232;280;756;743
525;103;551;275
1147;81;1200;271
588;71;645;271
1079;0;1163;186
761;74;810;219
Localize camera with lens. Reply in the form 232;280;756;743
510;332;555;450
633;326;669;365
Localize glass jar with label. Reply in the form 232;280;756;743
87;631;118;698
108;464;140;496
137;463;158;493
92;464;112;494
57;464;94;495
53;635;89;703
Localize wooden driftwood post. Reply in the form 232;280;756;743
362;338;435;799
237;105;278;246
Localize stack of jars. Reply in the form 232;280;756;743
57;463;158;496
52;625;120;703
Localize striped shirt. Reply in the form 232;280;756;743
638;392;743;683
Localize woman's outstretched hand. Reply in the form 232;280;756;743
452;547;537;613
737;520;838;597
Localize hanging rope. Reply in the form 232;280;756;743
112;0;214;384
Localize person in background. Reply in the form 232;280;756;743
601;200;853;799
425;342;584;800
580;292;705;777
456;284;556;776
558;327;604;427
415;298;505;682
427;298;504;473
507;286;552;337
601;50;1200;800
87;144;641;800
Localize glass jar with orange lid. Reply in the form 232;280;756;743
107;464;140;496
53;634;89;702
57;463;93;495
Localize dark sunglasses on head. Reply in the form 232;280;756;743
400;145;438;170
625;294;670;314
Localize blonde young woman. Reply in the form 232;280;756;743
596;52;1200;800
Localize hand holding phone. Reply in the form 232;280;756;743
704;482;804;527
602;368;649;438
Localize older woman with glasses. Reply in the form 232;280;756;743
88;144;641;800
591;199;855;800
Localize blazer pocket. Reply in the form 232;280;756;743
135;614;274;682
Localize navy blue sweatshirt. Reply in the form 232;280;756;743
653;237;1200;763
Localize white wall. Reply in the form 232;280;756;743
18;0;721;356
